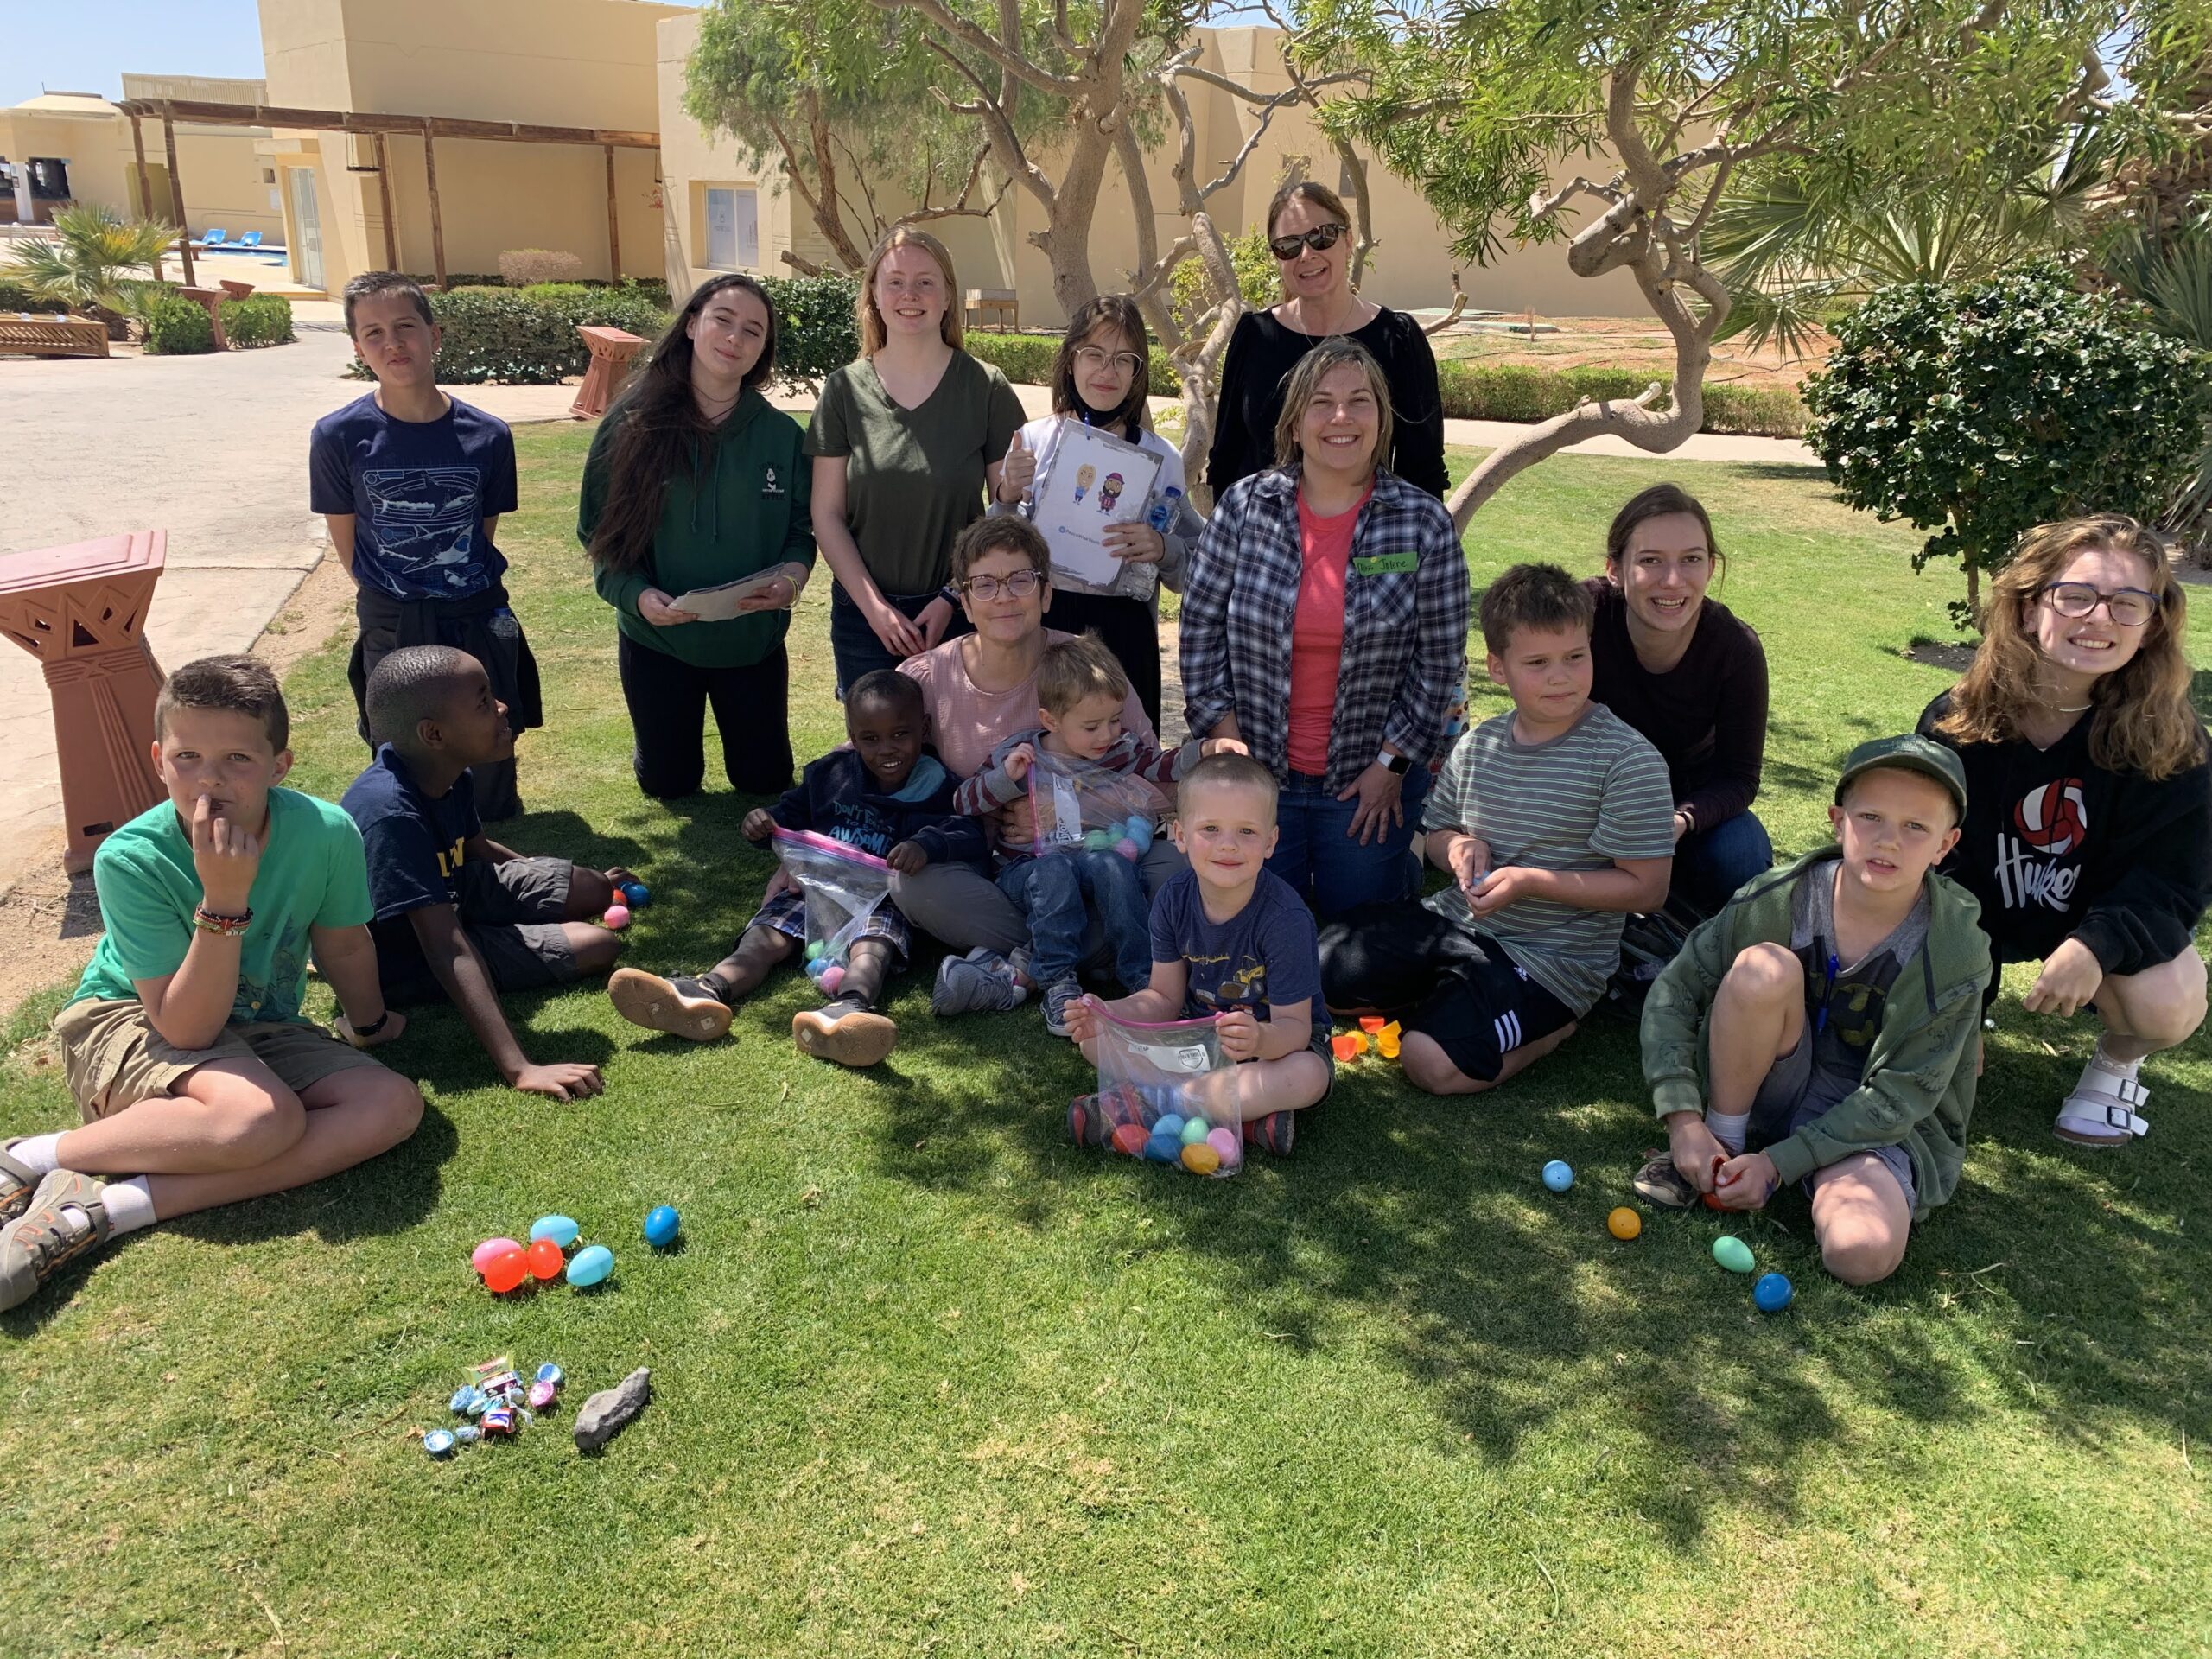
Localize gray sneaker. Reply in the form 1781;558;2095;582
1042;978;1084;1039
932;948;1027;1017
0;1142;42;1226
0;1169;112;1313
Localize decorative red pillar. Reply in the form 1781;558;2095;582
0;531;168;873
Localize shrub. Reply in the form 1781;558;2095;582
755;272;859;389
499;248;584;286
142;291;216;354
1168;232;1275;340
0;277;53;314
963;331;1185;398
1804;263;2205;624
520;282;593;302
418;286;671;383
218;293;295;348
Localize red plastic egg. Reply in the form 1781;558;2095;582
482;1246;529;1294
1110;1122;1148;1157
525;1238;565;1281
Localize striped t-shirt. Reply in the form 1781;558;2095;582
1421;702;1675;1014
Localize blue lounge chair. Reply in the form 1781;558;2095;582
237;231;262;250
191;228;228;251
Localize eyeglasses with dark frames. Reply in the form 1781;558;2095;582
2038;582;2158;628
1268;223;1347;260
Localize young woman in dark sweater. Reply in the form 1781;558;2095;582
1918;514;2211;1147
1205;181;1449;504
1584;484;1771;913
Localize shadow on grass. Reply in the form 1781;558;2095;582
866;981;2210;1551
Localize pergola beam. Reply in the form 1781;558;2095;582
160;109;194;286
114;98;658;149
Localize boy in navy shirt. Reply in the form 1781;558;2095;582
1065;753;1332;1155
312;270;539;820
609;671;986;1069
340;647;626;1101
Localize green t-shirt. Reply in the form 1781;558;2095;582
804;352;1026;595
68;788;375;1027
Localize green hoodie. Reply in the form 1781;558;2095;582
580;386;816;668
1640;846;1992;1218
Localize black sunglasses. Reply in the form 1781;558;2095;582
1269;223;1347;260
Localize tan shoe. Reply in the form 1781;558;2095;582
0;1169;112;1313
609;968;734;1043
792;999;898;1068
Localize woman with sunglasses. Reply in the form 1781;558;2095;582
1206;181;1450;503
1918;514;2210;1148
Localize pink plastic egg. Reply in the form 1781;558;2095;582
1113;837;1140;861
818;963;845;995
1205;1127;1241;1168
602;903;631;930
471;1236;523;1274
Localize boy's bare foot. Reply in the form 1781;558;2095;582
792;999;898;1068
609;968;733;1043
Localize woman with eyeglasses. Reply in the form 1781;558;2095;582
991;296;1205;727
897;517;1189;1014
808;227;1027;694
1206;181;1450;504
1917;514;2210;1148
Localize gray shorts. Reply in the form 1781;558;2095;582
384;855;579;1006
1748;1036;1917;1213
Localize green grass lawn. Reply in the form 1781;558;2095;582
4;429;2208;1657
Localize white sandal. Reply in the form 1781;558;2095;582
2054;1064;2151;1147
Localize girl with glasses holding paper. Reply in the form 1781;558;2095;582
1918;514;2211;1148
1206;181;1449;504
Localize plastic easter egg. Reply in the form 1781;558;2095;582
1606;1206;1643;1241
529;1214;580;1249
644;1205;681;1248
566;1243;615;1287
1377;1033;1401;1060
1358;1015;1386;1034
472;1236;523;1274
482;1247;530;1294
622;880;651;907
1113;837;1140;861
1181;1142;1221;1175
1541;1160;1574;1192
1179;1116;1211;1146
423;1429;456;1459
1128;817;1154;851
536;1362;563;1386
818;963;845;996
805;940;825;963
1753;1272;1794;1313
1712;1235;1756;1274
527;1379;558;1410
602;903;631;930
1084;828;1113;851
525;1238;565;1281
1110;1122;1149;1157
1206;1126;1241;1165
1144;1132;1182;1164
1331;1033;1359;1061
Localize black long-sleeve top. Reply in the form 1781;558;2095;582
1917;691;2212;974
1205;307;1450;502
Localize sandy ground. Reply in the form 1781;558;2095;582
1427;313;1827;391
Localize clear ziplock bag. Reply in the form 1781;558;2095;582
1084;1004;1243;1177
772;829;893;978
1025;747;1169;859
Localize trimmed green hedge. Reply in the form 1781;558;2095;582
143;292;215;355
218;293;295;348
389;287;673;384
964;330;1807;438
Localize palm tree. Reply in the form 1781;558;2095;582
2099;209;2212;556
3;202;180;330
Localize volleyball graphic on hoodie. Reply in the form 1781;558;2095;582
2014;778;2088;856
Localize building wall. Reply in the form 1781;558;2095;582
0;85;278;238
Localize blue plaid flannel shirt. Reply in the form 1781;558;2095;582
1178;465;1470;793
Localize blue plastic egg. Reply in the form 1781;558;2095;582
622;880;651;907
1154;1114;1185;1141
536;1362;563;1386
423;1429;456;1458
1144;1133;1182;1164
1541;1159;1574;1192
1753;1272;1794;1313
1179;1116;1211;1146
644;1205;680;1248
529;1214;581;1249
566;1243;615;1287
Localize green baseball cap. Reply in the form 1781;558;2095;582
1834;734;1969;819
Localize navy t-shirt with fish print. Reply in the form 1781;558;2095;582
310;392;517;601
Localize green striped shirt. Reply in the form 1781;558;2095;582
1421;702;1675;1014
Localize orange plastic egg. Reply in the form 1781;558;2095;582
482;1246;529;1294
1606;1206;1642;1241
1180;1142;1221;1176
525;1238;565;1281
1358;1015;1386;1034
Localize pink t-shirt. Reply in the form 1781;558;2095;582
898;629;1155;779
1286;486;1369;776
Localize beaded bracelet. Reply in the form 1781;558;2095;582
191;905;251;937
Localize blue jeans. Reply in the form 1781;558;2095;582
1675;810;1774;914
1268;765;1432;922
998;849;1154;989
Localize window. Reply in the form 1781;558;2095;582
703;186;758;270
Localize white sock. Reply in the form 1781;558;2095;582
1705;1109;1750;1156
2088;1039;2142;1080
8;1132;65;1177
98;1176;157;1235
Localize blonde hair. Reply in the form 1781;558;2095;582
1937;514;2203;780
855;227;963;356
1274;337;1394;474
1038;631;1129;717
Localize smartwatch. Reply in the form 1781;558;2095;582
351;1010;391;1039
1376;749;1410;775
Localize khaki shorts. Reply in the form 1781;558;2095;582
54;997;393;1122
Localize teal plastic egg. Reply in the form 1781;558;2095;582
1154;1114;1185;1141
566;1244;615;1287
1084;828;1112;851
643;1205;680;1248
529;1214;580;1249
1179;1116;1211;1146
1712;1235;1756;1274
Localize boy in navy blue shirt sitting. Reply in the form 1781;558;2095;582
313;270;539;820
340;647;626;1101
610;671;986;1069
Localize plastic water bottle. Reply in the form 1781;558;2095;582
1146;485;1185;533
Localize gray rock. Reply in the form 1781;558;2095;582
572;1366;652;1452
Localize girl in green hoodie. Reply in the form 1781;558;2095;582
581;274;816;801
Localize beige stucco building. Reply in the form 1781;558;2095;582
656;15;1640;325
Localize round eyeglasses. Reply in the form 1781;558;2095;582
2039;582;2158;628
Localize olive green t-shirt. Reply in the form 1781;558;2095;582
805;352;1026;596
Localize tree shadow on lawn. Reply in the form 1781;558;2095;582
868;995;2209;1550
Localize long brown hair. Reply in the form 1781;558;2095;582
1937;514;2202;779
1273;336;1394;473
587;275;779;576
855;226;963;356
1052;296;1150;441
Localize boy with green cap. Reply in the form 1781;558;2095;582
1636;735;1992;1285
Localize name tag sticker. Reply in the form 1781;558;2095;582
1353;552;1418;576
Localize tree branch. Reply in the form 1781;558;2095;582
867;0;1083;96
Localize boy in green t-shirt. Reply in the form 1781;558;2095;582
0;657;422;1313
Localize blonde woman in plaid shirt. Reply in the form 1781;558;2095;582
1179;339;1470;919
